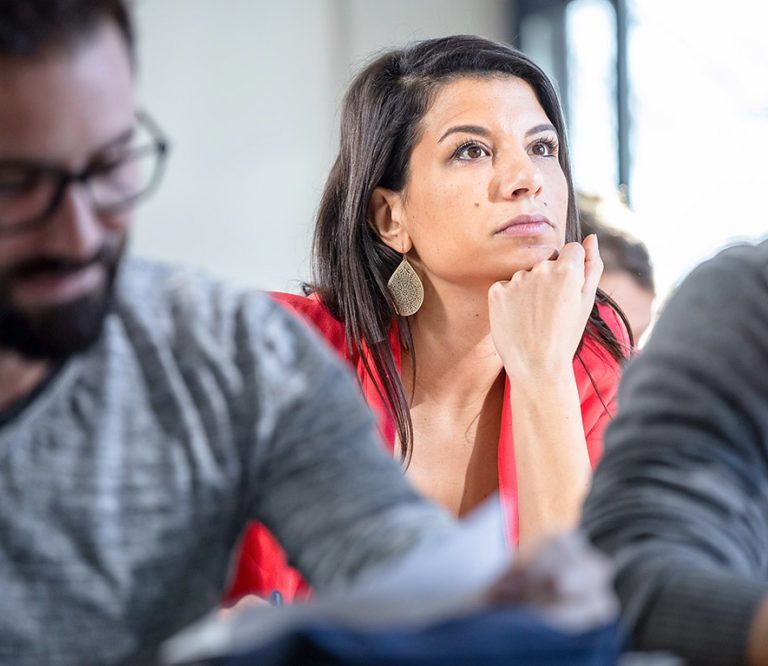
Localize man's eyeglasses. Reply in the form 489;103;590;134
0;110;169;236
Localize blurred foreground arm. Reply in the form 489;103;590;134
582;241;768;665
244;298;457;589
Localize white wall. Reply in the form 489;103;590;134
131;0;510;292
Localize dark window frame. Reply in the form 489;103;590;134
511;0;630;202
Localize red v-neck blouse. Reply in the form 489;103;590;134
224;291;628;605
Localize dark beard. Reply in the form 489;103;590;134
0;243;124;361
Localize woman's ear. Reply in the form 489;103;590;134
369;187;412;253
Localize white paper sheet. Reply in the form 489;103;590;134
161;494;509;664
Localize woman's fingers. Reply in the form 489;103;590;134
488;238;603;375
581;233;603;300
537;237;602;309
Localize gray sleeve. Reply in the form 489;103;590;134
239;296;457;589
582;242;768;665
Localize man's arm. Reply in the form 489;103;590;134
582;242;768;664
239;295;457;589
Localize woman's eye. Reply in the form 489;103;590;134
454;143;489;160
530;140;557;157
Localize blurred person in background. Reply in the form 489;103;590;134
578;191;655;343
228;34;631;607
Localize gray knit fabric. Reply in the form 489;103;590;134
582;240;768;664
0;258;455;666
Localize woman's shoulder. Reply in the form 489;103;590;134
269;291;348;353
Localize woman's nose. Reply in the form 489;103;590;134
495;149;544;200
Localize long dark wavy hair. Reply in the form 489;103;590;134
311;35;632;460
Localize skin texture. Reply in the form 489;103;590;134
749;597;768;665
371;76;602;545
0;22;134;409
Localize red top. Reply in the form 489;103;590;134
223;291;628;605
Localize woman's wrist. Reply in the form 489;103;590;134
505;360;576;397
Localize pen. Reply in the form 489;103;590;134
268;589;283;607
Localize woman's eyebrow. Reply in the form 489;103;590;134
437;124;490;143
526;123;557;137
437;122;557;144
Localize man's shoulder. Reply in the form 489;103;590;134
111;258;347;375
686;238;768;291
115;257;276;324
652;239;768;336
111;257;313;363
642;239;768;364
268;291;348;353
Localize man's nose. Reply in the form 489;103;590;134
43;183;105;259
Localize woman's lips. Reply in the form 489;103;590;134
494;214;552;236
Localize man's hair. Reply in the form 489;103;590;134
0;0;134;61
578;192;655;294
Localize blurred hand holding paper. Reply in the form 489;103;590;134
161;495;619;665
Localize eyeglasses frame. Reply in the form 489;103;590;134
0;109;169;237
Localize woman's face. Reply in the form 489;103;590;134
385;76;568;289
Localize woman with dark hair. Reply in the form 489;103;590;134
225;34;630;605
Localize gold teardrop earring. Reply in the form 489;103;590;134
387;253;424;316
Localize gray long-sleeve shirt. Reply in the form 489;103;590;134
0;258;455;666
582;240;768;664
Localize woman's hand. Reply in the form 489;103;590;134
488;235;602;544
488;234;602;380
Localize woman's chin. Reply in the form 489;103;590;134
503;244;562;274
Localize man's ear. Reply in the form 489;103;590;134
369;187;412;253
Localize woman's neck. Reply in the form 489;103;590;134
402;280;505;407
0;349;49;412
